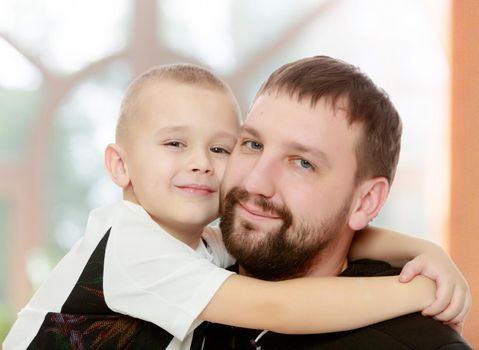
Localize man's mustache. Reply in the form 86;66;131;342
222;187;293;227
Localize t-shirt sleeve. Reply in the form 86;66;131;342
103;203;234;341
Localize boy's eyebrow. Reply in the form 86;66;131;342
215;131;238;140
155;126;189;135
155;126;237;140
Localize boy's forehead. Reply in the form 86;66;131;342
139;79;220;97
141;79;237;110
138;79;186;99
134;80;240;129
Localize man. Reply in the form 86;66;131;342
203;56;472;349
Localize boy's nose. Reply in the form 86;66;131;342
191;166;211;174
189;150;213;174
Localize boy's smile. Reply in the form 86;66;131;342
121;80;239;246
175;183;216;196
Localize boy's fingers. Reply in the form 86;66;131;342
431;287;463;321
422;281;452;316
399;260;422;283
398;270;413;283
449;294;471;325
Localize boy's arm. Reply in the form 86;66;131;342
199;274;435;334
349;226;471;325
348;225;437;266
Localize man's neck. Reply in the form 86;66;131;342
303;234;352;277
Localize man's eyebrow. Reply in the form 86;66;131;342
239;125;330;167
285;141;331;168
238;125;261;139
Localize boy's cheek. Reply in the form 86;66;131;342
214;160;230;181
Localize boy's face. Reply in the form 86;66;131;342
123;80;239;243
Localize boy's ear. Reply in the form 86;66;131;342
348;177;389;231
104;143;130;188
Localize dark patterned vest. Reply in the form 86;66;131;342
27;229;174;350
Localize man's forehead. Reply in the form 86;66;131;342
242;92;362;162
245;93;349;127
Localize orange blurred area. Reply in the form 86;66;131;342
450;0;479;344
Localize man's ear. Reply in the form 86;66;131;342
348;177;389;231
104;143;130;188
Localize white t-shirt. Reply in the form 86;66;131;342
3;200;235;350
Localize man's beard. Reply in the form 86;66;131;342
220;187;352;281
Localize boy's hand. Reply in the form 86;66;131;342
398;249;471;329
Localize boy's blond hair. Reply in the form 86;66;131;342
116;63;238;144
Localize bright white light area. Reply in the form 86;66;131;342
53;69;129;216
0;38;42;90
56;80;123;179
53;220;84;252
68;81;123;150
1;0;129;73
88;175;122;210
0;1;15;31
161;0;236;73
26;247;52;289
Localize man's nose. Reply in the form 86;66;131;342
243;155;276;198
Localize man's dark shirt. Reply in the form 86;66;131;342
202;260;472;350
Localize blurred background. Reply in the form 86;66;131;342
0;0;478;345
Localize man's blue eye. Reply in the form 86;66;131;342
245;140;263;150
296;159;313;170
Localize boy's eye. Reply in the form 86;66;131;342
210;146;230;154
294;158;314;170
243;140;263;150
165;141;185;148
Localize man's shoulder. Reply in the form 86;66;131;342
271;256;472;350
204;260;472;350
204;312;472;350
364;312;473;350
256;312;472;350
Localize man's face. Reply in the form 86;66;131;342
220;92;363;280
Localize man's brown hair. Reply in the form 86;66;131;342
255;55;402;185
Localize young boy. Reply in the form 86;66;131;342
3;64;467;350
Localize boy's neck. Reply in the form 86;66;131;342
147;212;206;249
148;211;205;249
122;196;205;249
158;222;204;249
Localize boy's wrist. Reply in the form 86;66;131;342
411;275;436;309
